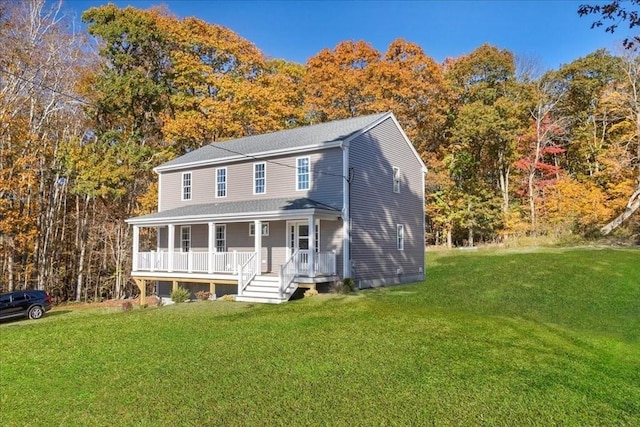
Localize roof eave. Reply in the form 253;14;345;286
154;140;344;173
125;207;341;227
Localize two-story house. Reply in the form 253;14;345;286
126;112;426;303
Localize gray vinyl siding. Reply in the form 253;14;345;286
349;117;425;286
320;219;343;277
158;147;344;211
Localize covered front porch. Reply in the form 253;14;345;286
126;198;344;303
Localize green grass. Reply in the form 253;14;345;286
1;247;639;426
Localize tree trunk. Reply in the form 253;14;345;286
600;186;640;235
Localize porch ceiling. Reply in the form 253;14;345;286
126;197;341;226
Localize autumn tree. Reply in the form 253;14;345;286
578;0;640;49
440;44;529;243
0;0;88;293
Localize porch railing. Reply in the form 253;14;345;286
238;252;258;296
279;250;300;298
295;250;337;276
135;250;254;274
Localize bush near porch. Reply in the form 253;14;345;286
1;247;639;425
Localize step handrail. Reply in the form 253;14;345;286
279;250;299;298
238;252;258;296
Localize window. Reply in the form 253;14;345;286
215;225;226;252
181;226;191;252
393;167;400;194
397;224;405;250
182;172;192;201
254;162;266;194
296;157;310;190
249;222;269;236
216;167;227;198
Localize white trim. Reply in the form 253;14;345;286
181;172;192;201
157;172;163;211
397;224;405;251
249;222;269;236
286;219;320;256
126;207;341;226
393;166;401;194
342;142;350;279
253;162;266;195
215;224;227;252
295;156;311;191
180;225;191;252
215;167;227;198
386;113;428;173
154;141;344;173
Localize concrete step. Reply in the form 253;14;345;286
235;295;286;304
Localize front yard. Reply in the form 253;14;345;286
1;247;639;425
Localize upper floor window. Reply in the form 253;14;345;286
393;167;400;194
397;224;405;250
297;157;310;190
254;162;266;194
216;167;227;198
182;172;192;201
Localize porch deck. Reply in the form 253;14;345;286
131;250;338;304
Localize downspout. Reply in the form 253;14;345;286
342;141;351;279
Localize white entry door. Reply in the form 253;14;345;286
288;222;310;255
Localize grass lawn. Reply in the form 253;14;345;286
1;247;639;426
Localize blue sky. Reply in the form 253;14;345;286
65;0;636;71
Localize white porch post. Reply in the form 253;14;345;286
308;215;316;277
167;224;175;272
254;220;262;274
208;222;215;274
132;225;139;271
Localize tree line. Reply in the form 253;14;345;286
1;0;638;300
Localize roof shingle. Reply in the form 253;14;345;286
156;112;389;171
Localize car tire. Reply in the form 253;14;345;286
28;305;44;320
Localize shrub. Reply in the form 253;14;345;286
331;278;355;294
122;301;133;312
171;287;190;303
219;294;235;302
195;290;211;301
304;288;318;298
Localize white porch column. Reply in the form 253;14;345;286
167;224;175;273
308;215;316;277
132;225;140;271
208;222;216;274
254;220;262;274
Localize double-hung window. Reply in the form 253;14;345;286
249;222;269;236
393;167;400;194
254;162;266;194
215;225;226;252
181;226;191;252
216;167;227;198
182;172;192;201
296;157;310;190
397;224;405;250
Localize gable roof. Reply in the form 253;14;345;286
155;112;391;172
125;197;341;226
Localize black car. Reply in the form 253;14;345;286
0;290;53;320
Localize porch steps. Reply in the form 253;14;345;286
236;275;296;304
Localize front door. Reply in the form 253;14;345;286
288;222;310;255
